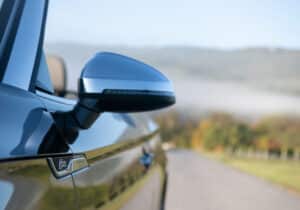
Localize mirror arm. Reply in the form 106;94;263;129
52;103;100;143
71;103;100;129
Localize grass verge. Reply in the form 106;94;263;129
200;151;300;193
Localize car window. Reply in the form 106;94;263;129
36;52;54;94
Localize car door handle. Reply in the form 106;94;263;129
48;155;89;178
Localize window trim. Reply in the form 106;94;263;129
29;0;49;92
0;0;16;44
0;0;24;81
35;51;55;94
1;0;49;91
36;90;77;112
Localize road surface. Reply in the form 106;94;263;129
165;149;300;210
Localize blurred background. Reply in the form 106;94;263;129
44;0;300;209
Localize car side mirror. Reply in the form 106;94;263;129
69;52;175;129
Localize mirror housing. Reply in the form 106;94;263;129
78;52;175;112
70;52;175;129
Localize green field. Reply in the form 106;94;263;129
203;152;300;193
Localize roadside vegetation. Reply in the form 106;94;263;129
156;111;197;148
205;152;300;193
156;111;300;192
157;111;300;159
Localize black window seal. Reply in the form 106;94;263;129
29;0;49;93
0;0;15;43
0;0;25;81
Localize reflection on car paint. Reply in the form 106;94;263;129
0;84;72;159
0;181;14;210
72;135;167;210
0;159;77;210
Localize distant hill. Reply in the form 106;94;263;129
46;42;300;95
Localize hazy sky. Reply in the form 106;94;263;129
45;0;300;49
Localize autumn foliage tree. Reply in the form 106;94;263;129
156;111;300;158
192;113;253;151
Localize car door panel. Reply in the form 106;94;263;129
0;84;46;159
0;84;78;210
69;113;167;210
0;84;73;158
0;158;78;210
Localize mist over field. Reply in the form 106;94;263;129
46;43;300;117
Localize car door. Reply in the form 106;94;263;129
0;84;78;210
69;112;167;210
37;87;168;210
0;0;78;209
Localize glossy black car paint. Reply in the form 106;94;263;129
0;0;169;210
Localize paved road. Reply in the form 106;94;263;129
165;149;300;210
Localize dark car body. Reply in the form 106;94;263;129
0;0;171;209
